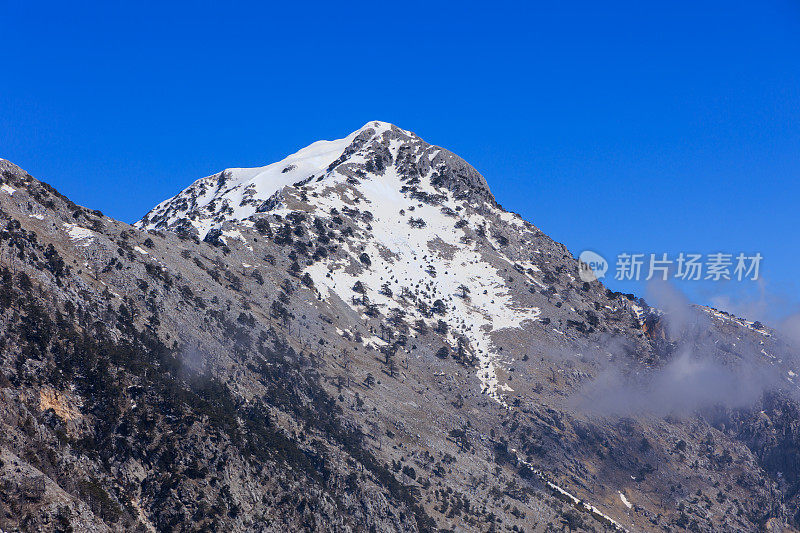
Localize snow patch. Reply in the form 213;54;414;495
619;491;632;509
63;223;96;246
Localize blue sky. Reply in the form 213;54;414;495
2;1;799;322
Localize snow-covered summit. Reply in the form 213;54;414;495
137;120;524;401
136;121;492;238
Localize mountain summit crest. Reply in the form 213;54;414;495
136;121;493;238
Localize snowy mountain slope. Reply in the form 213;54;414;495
19;122;785;531
139;128;366;238
137;119;800;425
0;149;794;531
137;121;492;238
139;121;543;403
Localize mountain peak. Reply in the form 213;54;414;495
4;126;800;533
357;119;397;132
136;122;493;238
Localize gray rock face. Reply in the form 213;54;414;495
1;124;799;532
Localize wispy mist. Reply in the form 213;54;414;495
570;281;800;418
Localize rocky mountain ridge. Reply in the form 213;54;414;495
1;123;799;532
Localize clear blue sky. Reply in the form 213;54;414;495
2;1;798;322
